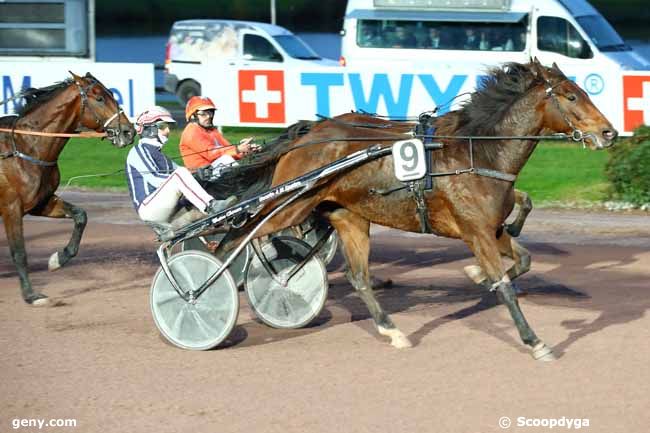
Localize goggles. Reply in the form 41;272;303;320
195;109;215;117
154;121;170;129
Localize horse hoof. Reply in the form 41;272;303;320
532;342;556;361
377;326;412;349
48;252;61;271
26;293;50;307
463;265;487;285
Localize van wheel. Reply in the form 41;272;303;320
176;80;201;105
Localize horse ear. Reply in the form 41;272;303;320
551;62;563;74
68;71;82;82
530;59;551;81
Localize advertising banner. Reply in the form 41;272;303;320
202;62;650;135
1;62;155;119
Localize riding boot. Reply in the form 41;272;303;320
146;221;175;242
206;196;237;215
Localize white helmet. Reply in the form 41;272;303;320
135;106;175;144
135;106;175;135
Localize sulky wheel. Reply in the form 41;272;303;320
279;218;339;266
245;236;328;329
301;222;338;266
150;250;239;350
182;234;252;288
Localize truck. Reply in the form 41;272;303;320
163;19;338;105
340;0;650;72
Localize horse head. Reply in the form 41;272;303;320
69;72;136;148
530;58;617;149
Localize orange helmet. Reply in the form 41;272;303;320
185;96;216;121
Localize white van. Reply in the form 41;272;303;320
164;19;338;104
340;0;650;72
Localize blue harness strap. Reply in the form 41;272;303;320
423;125;436;191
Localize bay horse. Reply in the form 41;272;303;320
222;60;617;360
0;72;135;305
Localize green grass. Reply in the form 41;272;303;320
60;135;611;205
516;142;611;204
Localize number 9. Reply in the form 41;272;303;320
400;142;419;172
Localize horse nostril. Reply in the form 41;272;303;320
602;129;618;141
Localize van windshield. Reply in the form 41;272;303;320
273;35;321;60
575;15;629;52
356;19;527;51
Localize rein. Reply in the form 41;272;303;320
0;127;107;138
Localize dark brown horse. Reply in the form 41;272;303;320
223;60;617;360
0;72;135;305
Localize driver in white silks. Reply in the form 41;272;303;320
125;106;236;239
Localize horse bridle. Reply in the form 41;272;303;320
73;77;128;141
543;78;591;146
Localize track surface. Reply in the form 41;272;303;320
1;191;649;433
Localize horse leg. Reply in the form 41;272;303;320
464;189;532;288
464;232;531;289
463;230;554;361
1;202;48;306
505;189;532;238
30;195;87;271
327;208;411;349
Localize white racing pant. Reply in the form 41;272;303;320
138;167;214;223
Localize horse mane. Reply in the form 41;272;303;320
435;62;548;136
14;79;73;117
205;120;318;200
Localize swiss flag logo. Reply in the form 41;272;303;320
238;70;285;123
623;75;650;132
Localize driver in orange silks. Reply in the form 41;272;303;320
179;96;257;171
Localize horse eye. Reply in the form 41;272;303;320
567;94;577;102
96;95;104;102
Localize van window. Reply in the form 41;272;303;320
537;16;593;59
356;19;526;52
273;35;321;60
243;34;283;62
575;15;629;52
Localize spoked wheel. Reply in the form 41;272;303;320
245;236;328;329
150;250;239;350
279;218;339;265
182;234;252;287
301;223;338;266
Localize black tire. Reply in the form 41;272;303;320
176;80;201;105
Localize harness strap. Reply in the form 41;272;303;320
408;180;433;234
0;116;58;166
473;168;517;182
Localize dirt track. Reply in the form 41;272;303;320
1;191;649;433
